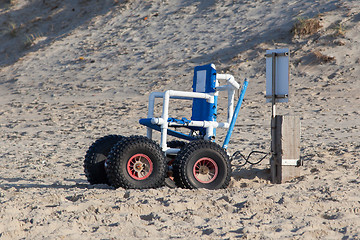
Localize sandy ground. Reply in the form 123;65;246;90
0;0;359;239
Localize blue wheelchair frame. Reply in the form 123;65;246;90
139;64;248;155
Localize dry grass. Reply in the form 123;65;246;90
5;22;18;37
23;33;42;48
291;17;322;37
333;22;346;37
313;51;335;63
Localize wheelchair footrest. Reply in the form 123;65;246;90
139;118;198;141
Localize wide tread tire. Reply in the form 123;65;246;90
84;135;123;184
173;140;231;190
106;136;166;189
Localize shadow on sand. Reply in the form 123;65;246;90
232;167;271;182
0;0;127;67
0;176;112;190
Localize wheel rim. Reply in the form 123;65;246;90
193;157;218;183
127;154;153;180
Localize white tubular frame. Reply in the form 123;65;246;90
216;74;240;123
145;74;239;154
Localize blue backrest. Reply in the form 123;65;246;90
191;64;218;136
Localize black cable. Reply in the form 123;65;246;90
231;150;269;167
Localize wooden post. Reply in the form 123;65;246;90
271;115;301;183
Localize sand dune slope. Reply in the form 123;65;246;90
0;0;359;239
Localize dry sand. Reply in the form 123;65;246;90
0;0;359;239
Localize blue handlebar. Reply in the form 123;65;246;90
222;79;249;149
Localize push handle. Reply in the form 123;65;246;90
216;74;240;90
222;78;249;150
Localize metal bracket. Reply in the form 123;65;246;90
265;52;289;57
265;94;288;99
282;159;300;166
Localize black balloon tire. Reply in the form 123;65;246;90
106;136;166;189
173;140;231;190
84;135;123;185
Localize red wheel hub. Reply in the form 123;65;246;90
127;154;153;180
193;157;218;183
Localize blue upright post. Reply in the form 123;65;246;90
222;79;249;149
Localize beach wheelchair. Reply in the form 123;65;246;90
84;64;248;189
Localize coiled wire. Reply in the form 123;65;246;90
231;150;269;167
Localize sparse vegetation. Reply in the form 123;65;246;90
291;17;322;37
6;22;18;37
23;33;41;48
313;50;335;63
333;22;346;37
